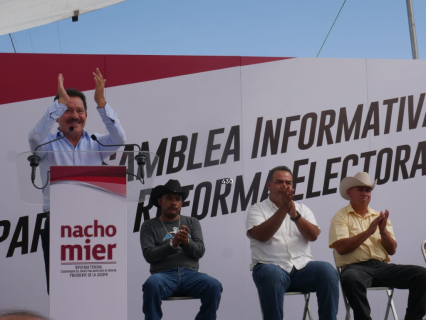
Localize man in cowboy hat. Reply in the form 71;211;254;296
140;179;222;320
329;172;426;320
246;166;339;320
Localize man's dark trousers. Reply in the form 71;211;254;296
341;260;426;320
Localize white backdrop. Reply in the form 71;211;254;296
1;56;426;319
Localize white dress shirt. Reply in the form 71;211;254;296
246;197;320;273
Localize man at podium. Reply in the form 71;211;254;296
140;179;222;320
28;69;126;292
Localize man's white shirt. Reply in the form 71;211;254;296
246;197;320;273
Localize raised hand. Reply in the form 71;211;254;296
172;225;190;247
378;210;389;233
171;231;181;247
177;225;190;246
279;184;294;212
57;73;70;105
367;214;383;236
93;68;106;108
287;199;297;219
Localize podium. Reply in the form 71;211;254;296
16;150;158;320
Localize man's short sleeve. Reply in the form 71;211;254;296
246;204;265;237
298;203;319;229
329;210;349;248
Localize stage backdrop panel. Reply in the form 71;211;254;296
1;54;426;319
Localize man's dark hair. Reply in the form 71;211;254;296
267;165;293;183
0;310;49;320
54;88;87;112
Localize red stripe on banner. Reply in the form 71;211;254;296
105;55;241;88
0;53;105;105
0;54;293;105
241;56;292;66
50;166;126;197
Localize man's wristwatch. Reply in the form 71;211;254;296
290;211;302;222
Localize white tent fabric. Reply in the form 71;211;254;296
0;0;126;35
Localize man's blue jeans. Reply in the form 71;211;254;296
142;268;222;320
253;261;339;320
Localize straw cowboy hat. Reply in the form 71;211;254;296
339;172;377;200
150;179;190;208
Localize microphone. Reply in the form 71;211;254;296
27;126;74;189
90;135;146;184
90;135;141;150
34;126;74;153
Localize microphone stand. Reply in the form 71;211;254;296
90;135;146;184
27;126;74;189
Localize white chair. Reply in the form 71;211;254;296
422;240;426;263
256;289;313;320
163;295;197;301
333;251;398;320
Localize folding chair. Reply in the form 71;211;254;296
422;240;426;263
163;295;197;301
256;289;313;320
333;250;398;320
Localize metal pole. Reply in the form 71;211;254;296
406;0;419;59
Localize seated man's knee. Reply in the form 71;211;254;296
340;268;364;290
416;266;426;283
208;278;223;298
143;275;163;293
254;264;287;289
319;262;339;283
203;276;222;294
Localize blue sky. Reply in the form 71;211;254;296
0;0;424;59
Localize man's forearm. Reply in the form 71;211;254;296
143;243;177;264
97;104;126;146
140;225;176;264
380;230;397;255
295;218;320;242
248;207;288;242
182;240;205;259
29;102;65;150
334;231;372;255
96;99;106;108
181;220;205;259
